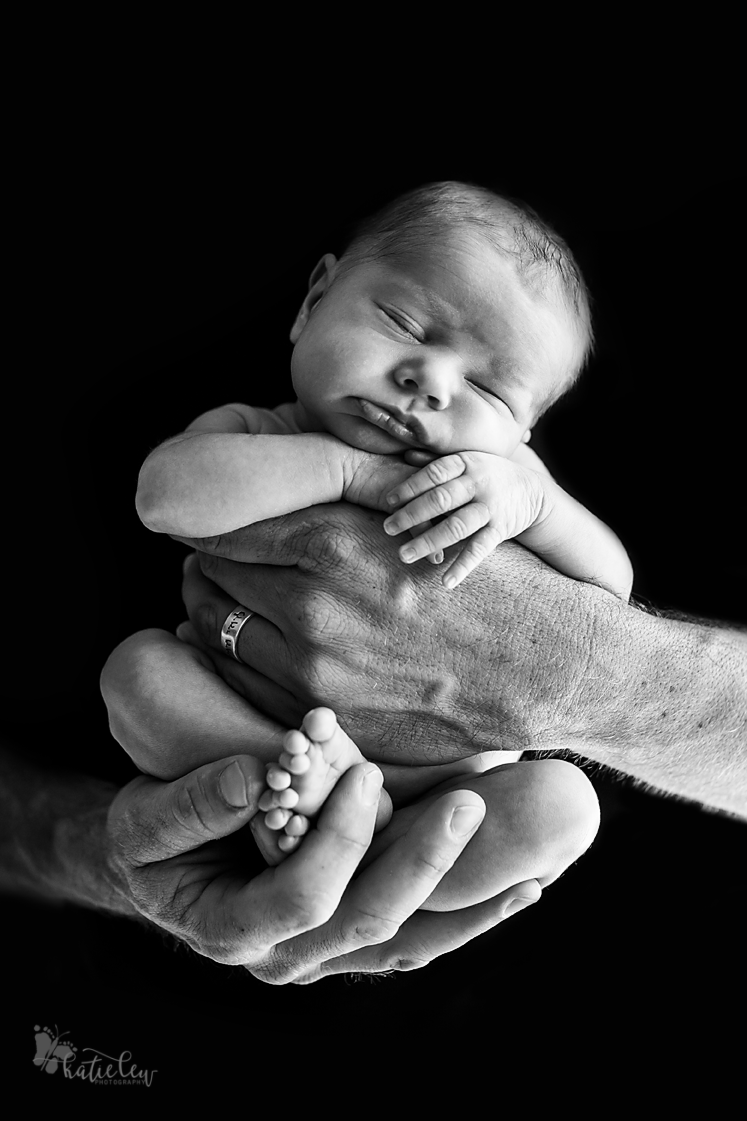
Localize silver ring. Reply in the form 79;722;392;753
220;604;254;662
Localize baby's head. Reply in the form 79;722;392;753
290;181;593;457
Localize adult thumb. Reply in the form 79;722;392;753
112;754;266;864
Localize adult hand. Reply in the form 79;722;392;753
106;751;540;983
174;502;608;764
174;503;747;814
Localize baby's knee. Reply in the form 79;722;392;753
100;628;206;780
482;759;600;886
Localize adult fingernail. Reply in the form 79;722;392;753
450;804;485;836
362;765;383;805
219;761;249;808
506;894;538;917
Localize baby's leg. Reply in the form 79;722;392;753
258;708;392;857
102;627;288;779
361;758;600;912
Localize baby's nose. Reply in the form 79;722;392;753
393;356;458;409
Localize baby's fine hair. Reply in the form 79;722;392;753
338;180;594;397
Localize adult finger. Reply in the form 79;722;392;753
171;504;347;564
295;879;542;982
109;754;267;866
182;551;290;643
181;555;307;702
242;763;383;972
176;621;307;729
253;789;487;985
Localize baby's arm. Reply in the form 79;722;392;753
382;448;633;600
136;402;364;537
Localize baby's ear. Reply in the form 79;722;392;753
289;253;338;342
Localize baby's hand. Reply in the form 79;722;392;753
382;451;547;588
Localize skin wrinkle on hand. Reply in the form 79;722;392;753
182;501;745;814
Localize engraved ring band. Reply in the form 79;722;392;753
220;604;255;663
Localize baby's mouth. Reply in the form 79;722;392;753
356;398;425;446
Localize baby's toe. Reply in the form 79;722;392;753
279;751;311;774
260;787;300;812
302;707;338;742
265;807;292;831
284;814;310;838
283;729;310;756
277;834;302;853
266;764;292;791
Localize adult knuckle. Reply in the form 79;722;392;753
272;887;334;936
295;589;345;644
191;596;220;640
412;845;452;883
339;908;400;948
247;956;298;986
193;534;225;557
389;953;431;972
302;520;356;570
170;779;212;842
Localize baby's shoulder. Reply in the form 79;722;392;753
264;401;306;434
186;401;302;435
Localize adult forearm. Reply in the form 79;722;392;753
0;743;138;914
560;601;747;816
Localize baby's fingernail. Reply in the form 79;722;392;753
400;546;416;562
387;492;399;506
219;761;249;808
361;765;383;804
430;551;443;565
443;574;457;589
383;518;398;535
450;803;484;836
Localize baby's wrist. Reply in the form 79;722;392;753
340;446;378;503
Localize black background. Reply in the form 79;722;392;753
4;96;745;1099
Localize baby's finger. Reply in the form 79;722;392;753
441;525;504;589
397;503;491;564
407;520;441;563
402;449;440;467
385;454;466;510
384;476;476;536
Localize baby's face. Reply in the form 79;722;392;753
290;230;580;457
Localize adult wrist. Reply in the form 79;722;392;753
551;594;747;812
53;781;141;916
0;744;140;916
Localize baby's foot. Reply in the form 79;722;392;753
258;708;366;856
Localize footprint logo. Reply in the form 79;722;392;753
33;1025;75;1074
